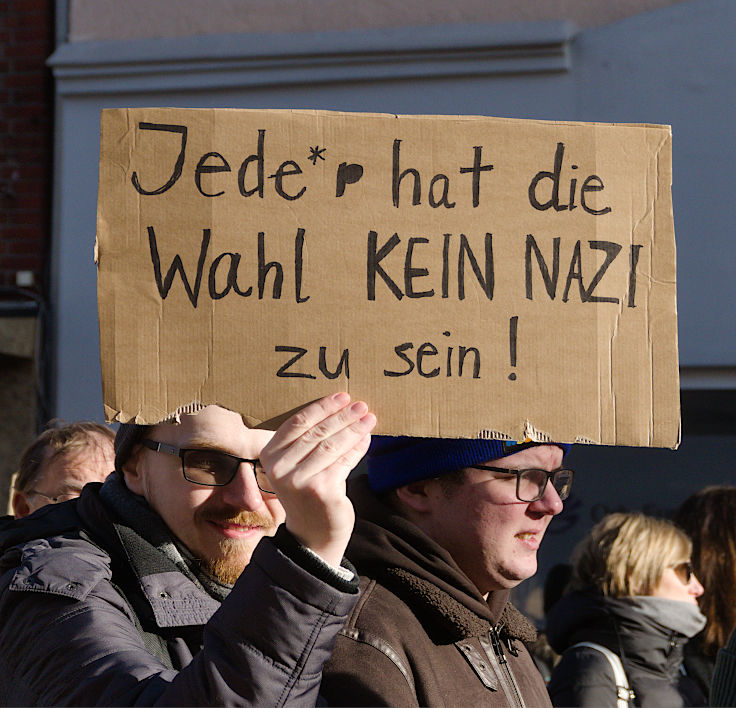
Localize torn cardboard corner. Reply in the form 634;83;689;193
477;422;601;446
96;107;680;448
104;397;315;430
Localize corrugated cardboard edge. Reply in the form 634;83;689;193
105;400;273;429
652;126;681;450
104;400;593;444
477;422;591;445
105;401;208;426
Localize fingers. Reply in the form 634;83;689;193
259;393;375;566
321;428;372;475
261;393;376;481
292;426;373;493
295;405;375;472
264;392;354;454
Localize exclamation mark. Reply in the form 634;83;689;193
508;316;518;381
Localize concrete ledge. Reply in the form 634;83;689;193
48;20;575;95
679;367;736;390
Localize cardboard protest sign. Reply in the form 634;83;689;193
97;108;679;447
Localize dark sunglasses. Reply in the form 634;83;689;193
672;561;694;585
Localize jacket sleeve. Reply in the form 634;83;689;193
0;530;358;707
547;646;622;708
712;627;736;707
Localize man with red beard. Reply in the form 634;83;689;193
0;394;375;706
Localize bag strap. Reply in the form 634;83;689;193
571;641;636;707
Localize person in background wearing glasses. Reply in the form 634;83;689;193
9;420;114;518
320;436;573;707
546;512;707;707
0;394;375;706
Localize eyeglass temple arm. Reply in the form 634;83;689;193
145;440;179;455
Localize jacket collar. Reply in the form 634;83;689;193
546;590;693;678
79;481;222;627
347;476;536;643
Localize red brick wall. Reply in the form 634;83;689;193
0;0;55;293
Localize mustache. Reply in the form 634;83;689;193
197;508;275;527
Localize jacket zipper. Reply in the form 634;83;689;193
486;627;526;708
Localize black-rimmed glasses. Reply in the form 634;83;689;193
141;440;275;493
468;465;574;502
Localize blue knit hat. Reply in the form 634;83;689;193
366;436;571;493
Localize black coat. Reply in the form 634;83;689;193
0;479;359;706
681;634;715;700
546;591;706;707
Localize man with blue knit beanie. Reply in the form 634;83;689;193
321;435;573;707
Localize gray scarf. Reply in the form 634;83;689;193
626;595;707;638
99;472;232;601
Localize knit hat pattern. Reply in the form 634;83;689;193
367;436;570;493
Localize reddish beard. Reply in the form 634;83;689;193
196;508;278;584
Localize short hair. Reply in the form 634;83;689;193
570;512;691;597
674;486;736;657
113;423;150;475
14;420;115;493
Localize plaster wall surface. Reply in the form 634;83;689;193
68;0;690;40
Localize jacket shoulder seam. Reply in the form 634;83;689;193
339;626;415;694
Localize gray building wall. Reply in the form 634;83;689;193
66;0;690;39
48;0;736;621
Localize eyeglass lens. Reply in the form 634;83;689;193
517;469;573;502
182;449;274;492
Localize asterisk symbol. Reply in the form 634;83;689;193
308;146;327;165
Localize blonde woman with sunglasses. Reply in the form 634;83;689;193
546;512;707;707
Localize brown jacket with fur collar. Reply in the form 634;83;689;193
321;476;551;708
